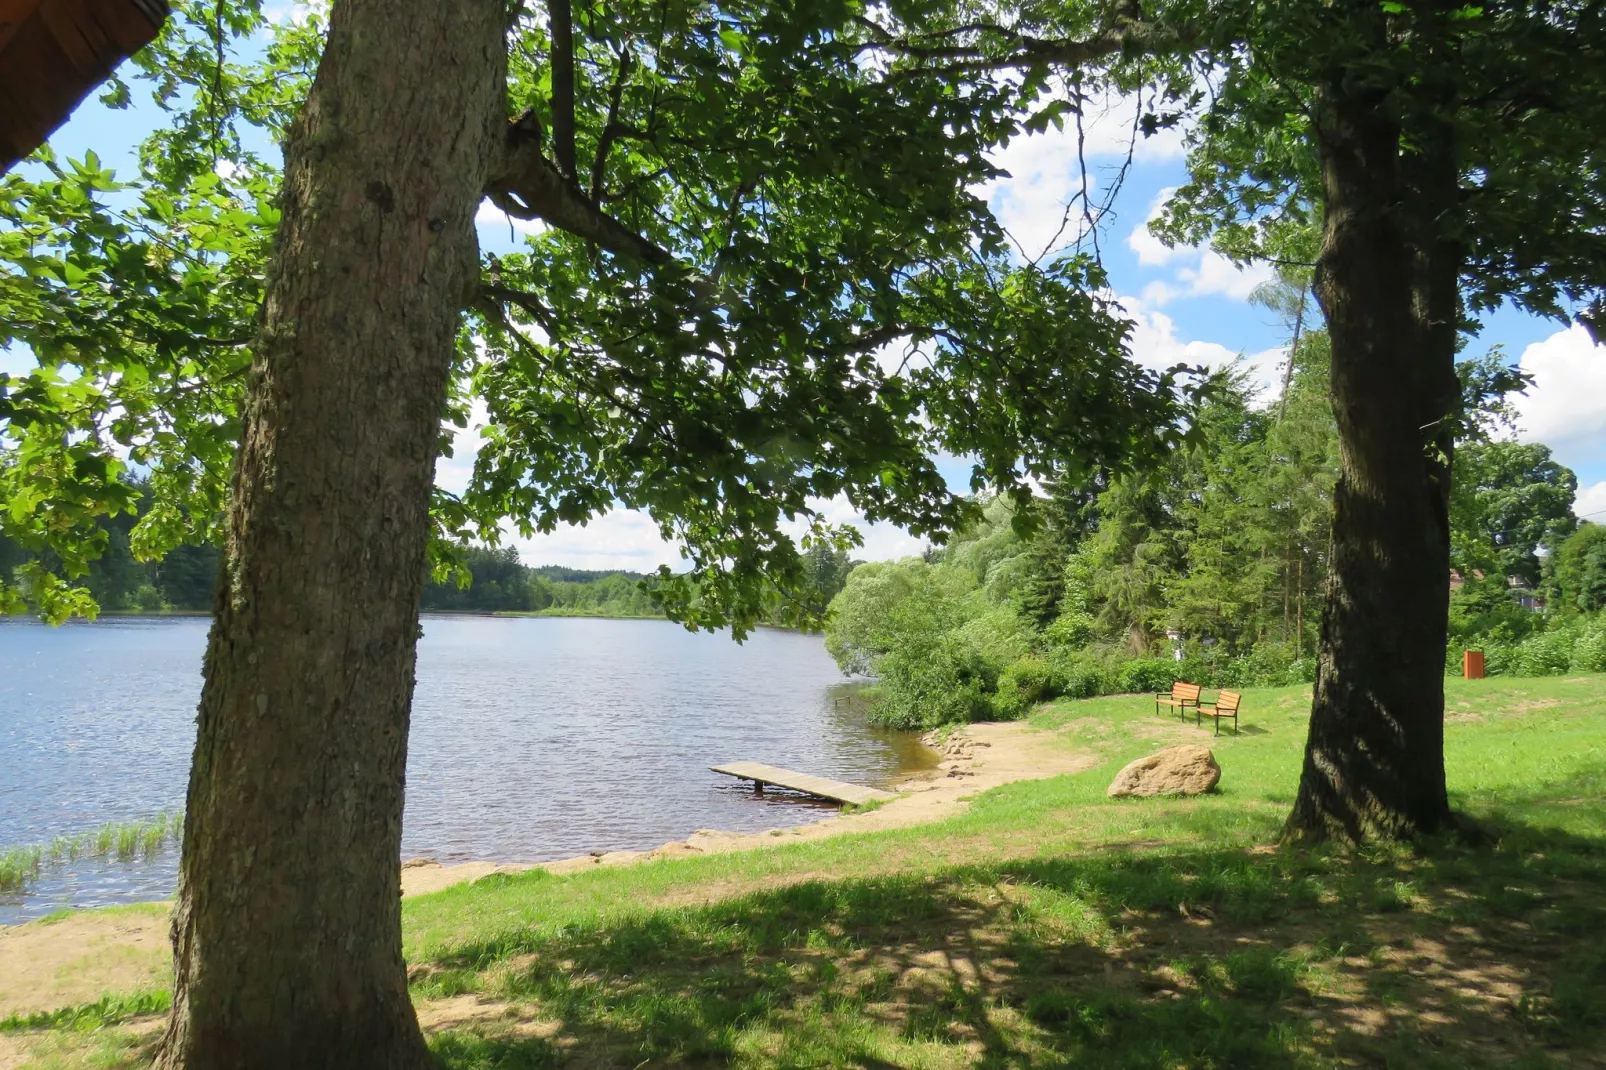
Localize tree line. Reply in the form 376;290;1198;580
419;541;856;620
826;316;1599;728
0;509;857;624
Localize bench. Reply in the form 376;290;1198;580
1197;689;1242;736
1155;681;1202;719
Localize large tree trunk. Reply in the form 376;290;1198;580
1285;82;1463;842
157;0;504;1064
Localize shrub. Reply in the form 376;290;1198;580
1044;649;1110;700
991;656;1059;719
1117;658;1177;695
869;633;994;729
1514;628;1576;677
1237;642;1312;687
1569;620;1606;672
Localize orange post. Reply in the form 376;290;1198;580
1463;650;1486;680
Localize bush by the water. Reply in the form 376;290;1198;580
821;354;1596;729
823;493;1321;730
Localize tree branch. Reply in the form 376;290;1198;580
549;0;577;177
590;48;636;202
487;110;679;269
861;1;1194;75
485;113;724;309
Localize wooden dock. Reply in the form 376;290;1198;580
710;762;899;807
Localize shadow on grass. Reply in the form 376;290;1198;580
419;782;1606;1068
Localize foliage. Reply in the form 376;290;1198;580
0;483;218;613
422;547;562;614
418;542;856;623
1144;0;1606;331
0;0;320;623
1545;524;1606;617
1;0;1201;637
825;550;1026;728
1452;615;1606;679
824;323;1592;725
1451;441;1577;587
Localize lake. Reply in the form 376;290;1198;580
0;615;926;924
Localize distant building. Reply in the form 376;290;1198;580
1448;569;1545;612
1508;575;1546;613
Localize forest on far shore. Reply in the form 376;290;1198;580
0;512;858;622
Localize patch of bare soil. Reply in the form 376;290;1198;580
0;1034;28;1070
0;865;543;1023
0;907;170;1020
389;720;1096;891
400;858;533;896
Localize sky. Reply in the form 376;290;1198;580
11;63;1606;572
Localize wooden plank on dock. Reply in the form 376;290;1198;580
711;762;899;806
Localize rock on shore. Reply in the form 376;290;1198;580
1106;745;1221;798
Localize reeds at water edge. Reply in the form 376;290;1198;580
0;811;184;894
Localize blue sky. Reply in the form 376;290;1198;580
13;68;1606;570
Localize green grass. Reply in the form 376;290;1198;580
0;812;183;894
12;675;1606;1068
401;675;1606;1068
0;993;171;1035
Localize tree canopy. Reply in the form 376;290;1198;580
0;0;1201;634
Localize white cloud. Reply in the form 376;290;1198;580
475;200;547;239
1128;188;1183;267
511;499;928;572
1177;251;1276;303
511;510;684;573
262;0;319;25
794;494;929;563
1127;191;1275;305
1576;480;1606;522
852;522;928;562
1118;296;1286;402
1515;324;1606;459
979;90;1187;260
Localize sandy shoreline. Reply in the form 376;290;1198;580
398;719;1095;895
0;720;1094;1023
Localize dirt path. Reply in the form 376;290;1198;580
0;720;1093;1022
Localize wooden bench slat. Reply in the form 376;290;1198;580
1156;681;1202;719
1197;689;1242;735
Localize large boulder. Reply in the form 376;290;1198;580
1107;745;1221;798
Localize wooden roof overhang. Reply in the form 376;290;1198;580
0;0;169;173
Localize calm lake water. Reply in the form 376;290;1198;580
0;615;927;924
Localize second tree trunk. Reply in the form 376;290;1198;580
1286;85;1462;843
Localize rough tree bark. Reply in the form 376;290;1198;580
1285;82;1463;842
157;0;504;1064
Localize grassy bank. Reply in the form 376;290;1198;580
6;676;1605;1068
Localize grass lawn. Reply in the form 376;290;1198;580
6;675;1605;1068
